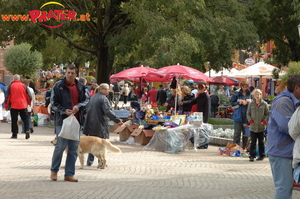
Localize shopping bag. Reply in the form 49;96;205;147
233;105;243;122
294;165;300;184
288;107;300;140
37;113;48;126
58;114;80;141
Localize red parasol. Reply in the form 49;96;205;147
145;64;210;82
110;66;157;82
209;76;240;86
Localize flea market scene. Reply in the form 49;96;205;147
1;1;300;199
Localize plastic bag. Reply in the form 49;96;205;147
37;113;48;126
58;114;80;141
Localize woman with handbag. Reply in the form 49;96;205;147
230;79;251;149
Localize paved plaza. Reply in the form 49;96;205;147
0;122;299;199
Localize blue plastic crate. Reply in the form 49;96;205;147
112;110;130;118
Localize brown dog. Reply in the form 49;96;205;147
51;136;122;169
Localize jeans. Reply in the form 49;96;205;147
249;131;265;158
114;92;121;108
87;153;95;166
123;95;128;105
211;104;218;117
87;135;104;166
269;155;293;199
10;108;29;136
50;126;79;177
233;122;248;149
21;111;32;133
108;92;114;105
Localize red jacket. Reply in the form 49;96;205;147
5;80;32;109
147;88;157;103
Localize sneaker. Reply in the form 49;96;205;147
249;157;254;162
256;157;264;161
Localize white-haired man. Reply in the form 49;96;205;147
5;74;32;139
83;83;123;166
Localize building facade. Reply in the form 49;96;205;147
0;40;14;86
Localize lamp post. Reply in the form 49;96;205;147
85;61;90;76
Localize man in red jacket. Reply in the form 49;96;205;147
147;86;157;104
5;74;32;139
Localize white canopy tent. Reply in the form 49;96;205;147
227;61;285;96
227;61;284;78
205;68;239;77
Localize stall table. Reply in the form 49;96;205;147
33;105;49;114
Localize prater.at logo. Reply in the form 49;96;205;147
1;1;90;28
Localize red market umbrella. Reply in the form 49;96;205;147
110;66;157;82
146;64;210;82
209;76;240;86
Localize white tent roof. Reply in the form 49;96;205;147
205;68;239;77
227;61;284;78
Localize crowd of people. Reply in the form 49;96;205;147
2;65;300;198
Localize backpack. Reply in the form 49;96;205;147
113;84;121;92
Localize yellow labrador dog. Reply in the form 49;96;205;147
51;136;121;169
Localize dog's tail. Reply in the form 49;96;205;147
103;139;122;153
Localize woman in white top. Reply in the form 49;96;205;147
121;83;130;105
22;79;35;133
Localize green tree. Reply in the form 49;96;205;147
248;0;300;67
4;43;43;76
40;36;93;70
111;0;259;72
0;0;258;83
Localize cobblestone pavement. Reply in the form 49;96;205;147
0;122;299;199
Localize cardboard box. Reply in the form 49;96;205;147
131;129;155;145
114;125;138;141
109;124;119;132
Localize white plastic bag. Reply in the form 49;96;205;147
37;113;48;126
58;114;80;141
288;107;300;141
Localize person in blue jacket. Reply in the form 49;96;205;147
230;79;251;149
266;74;300;199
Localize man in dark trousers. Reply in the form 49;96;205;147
210;92;219;118
5;74;32;139
113;82;121;109
156;84;167;106
83;83;123;166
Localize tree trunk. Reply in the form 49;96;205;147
96;46;112;84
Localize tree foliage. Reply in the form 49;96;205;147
40;36;92;70
112;0;259;72
248;0;300;67
4;43;43;76
0;0;259;83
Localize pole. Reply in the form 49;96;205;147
174;77;179;115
